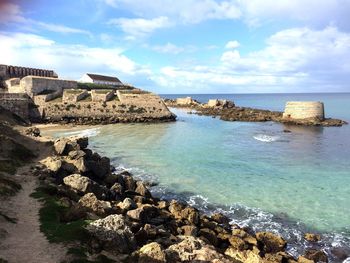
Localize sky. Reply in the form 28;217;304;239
1;0;350;94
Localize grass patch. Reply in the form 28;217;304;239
0;160;17;175
94;89;113;94
30;185;91;243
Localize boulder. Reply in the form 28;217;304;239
78;193;111;216
225;248;262;263
256;232;286;253
304;233;321;242
54;137;80;156
86;214;136;254
110;183;124;200
63;174;106;198
138;242;166;263
165;236;233;263
124;175;136;191
303;249;328;263
180;225;198;236
228;236;249;250
119;197;137;211
42;156;62;173
168;200;199;225
68;150;86;160
135;181;151;198
199;228;218;247
211;213;230;225
25;127;41;137
127;204;159;223
87;157;111;179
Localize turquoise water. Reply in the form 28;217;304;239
46;93;350;260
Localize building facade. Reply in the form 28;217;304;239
79;73;123;86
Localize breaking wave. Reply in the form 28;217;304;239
253;134;280;142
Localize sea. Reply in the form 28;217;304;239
44;93;350;262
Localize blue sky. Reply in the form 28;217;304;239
1;0;350;93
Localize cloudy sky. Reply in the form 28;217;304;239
1;0;350;94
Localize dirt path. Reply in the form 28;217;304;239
0;135;67;263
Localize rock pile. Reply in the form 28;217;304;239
164;99;347;127
37;136;330;262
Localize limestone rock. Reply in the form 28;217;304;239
135;181;151;198
225;248;262;263
42;156;62;173
303;249;328;263
199;228;218;247
68;150;86;160
304;233;321;242
168;200;199;225
138;242;166;263
119;197;137;210
180;225;198;236
256;232;286;253
229;236;249;250
211;212;230;225
86;214;135;253
165;236;234;263
127;204;159;223
63;174;106;198
78;193;111;216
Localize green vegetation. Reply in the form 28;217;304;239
94;89;113;94
32;184;116;262
64;89;84;94
77;82;114;90
30;184;91;243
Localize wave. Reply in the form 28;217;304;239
253;134;280;142
110;160;350;263
60;127;101;138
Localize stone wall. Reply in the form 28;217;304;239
62;89;88;103
91;90;115;102
0;64;57;81
20;76;77;97
282;101;325;120
0;93;30;120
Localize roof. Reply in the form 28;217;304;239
86;73;122;83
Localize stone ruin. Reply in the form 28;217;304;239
0;65;175;123
282;101;325;120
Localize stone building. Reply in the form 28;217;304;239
282;101;325;120
0;64;57;88
0;65;175;123
79;73;123;86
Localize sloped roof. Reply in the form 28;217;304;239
86;73;122;83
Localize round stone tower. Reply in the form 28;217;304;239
283;101;325;120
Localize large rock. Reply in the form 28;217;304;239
165;236;234;263
42;156;62;173
304;233;321;242
256;232;286;253
86;214;135;253
303;249;328;263
78;193;111;216
138;242;166;263
168;200;199;225
54;137;86;156
63;174;106;198
127;204;159;223
135;181;151;198
87;156;111;179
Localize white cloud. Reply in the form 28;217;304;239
0;32;152;84
108;16;171;38
152;26;350;93
104;0;241;24
238;0;350;29
0;3;91;37
225;40;240;49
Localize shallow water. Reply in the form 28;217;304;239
45;93;350;261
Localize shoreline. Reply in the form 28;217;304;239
26;123;348;262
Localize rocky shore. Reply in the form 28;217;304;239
28;134;334;263
164;98;347;127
